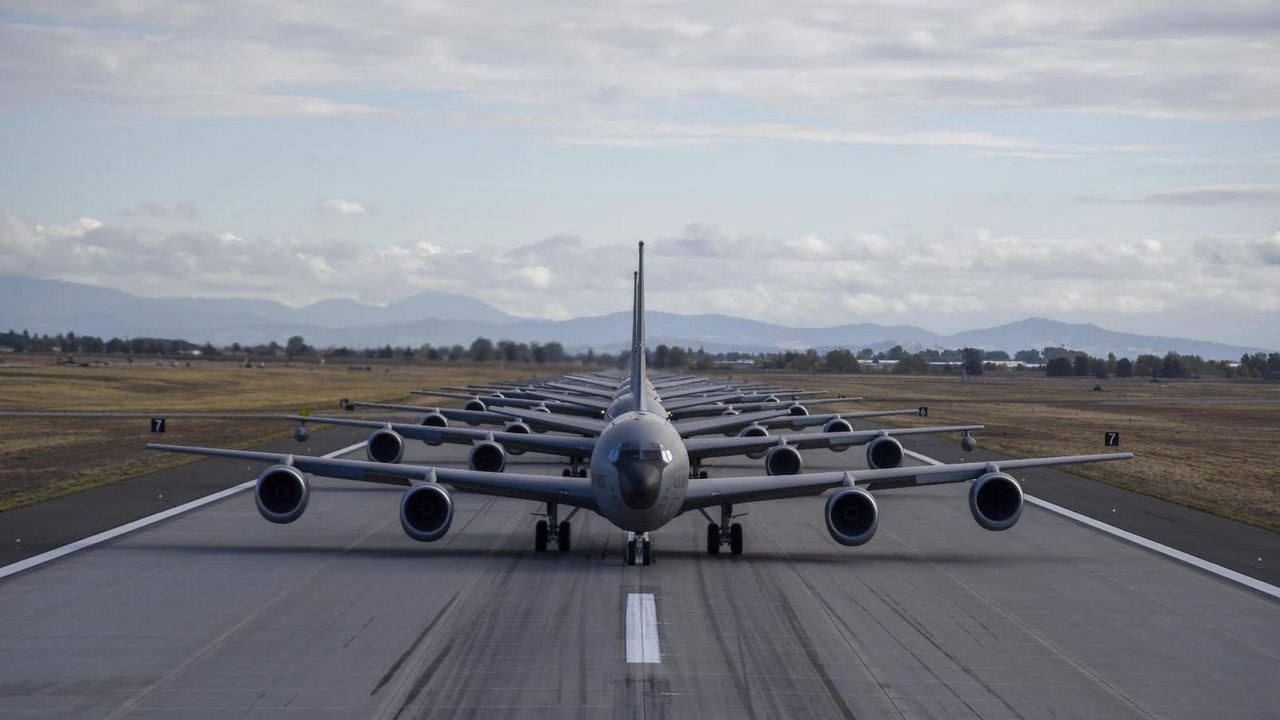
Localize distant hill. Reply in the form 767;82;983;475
0;275;1269;359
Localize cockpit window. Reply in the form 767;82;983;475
607;442;674;465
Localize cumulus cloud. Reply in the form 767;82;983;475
317;198;367;217
3;211;1277;341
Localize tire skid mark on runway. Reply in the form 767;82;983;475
754;522;908;720
692;556;760;720
103;513;397;720
748;560;859;720
881;524;1159;720
862;581;1026;720
371;594;460;695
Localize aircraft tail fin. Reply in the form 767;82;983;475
630;242;647;412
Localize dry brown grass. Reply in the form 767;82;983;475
743;371;1280;531
0;360;557;511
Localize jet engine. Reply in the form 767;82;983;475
960;432;978;452
824;487;878;546
822;417;853;448
254;465;310;524
865;435;904;469
464;398;488;413
764;445;803;476
502;421;532;455
968;472;1023;531
738;423;770;459
367;428;405;464
787;403;809;417
399;484;453;542
419;412;447;445
720;407;740;416
469;440;506;473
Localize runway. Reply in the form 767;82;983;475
1;437;1278;718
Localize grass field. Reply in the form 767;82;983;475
743;371;1280;532
2;361;1278;533
0;360;552;512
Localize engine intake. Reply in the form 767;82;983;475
824;488;878;546
400;484;453;542
255;466;309;524
367;428;405;464
469;441;507;473
765;445;803;476
502;421;531;455
463;398;487;413
865;435;903;469
822;418;853;449
787;403;809;417
739;423;770;459
419;412;447;445
969;472;1023;531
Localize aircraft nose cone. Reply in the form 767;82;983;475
617;461;662;510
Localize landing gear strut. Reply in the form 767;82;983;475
701;505;744;556
625;532;653;566
534;503;575;552
562;456;589;478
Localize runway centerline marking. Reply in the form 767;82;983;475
902;448;1280;601
626;593;662;663
0;440;369;583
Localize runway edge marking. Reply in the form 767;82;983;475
0;440;369;582
903;448;1280;601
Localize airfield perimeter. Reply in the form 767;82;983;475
1;423;1278;717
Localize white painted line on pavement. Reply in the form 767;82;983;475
902;449;1279;601
626;593;662;663
0;440;369;582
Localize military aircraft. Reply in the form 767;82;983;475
149;242;1132;565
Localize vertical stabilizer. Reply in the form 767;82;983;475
630;242;647;412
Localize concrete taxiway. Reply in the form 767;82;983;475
1;435;1278;718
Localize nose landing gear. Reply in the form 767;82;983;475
625;532;653;566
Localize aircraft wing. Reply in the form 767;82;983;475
349;402;512;425
288;415;597;458
671;409;794;437
683;425;984;459
520;390;613;412
782;409;924;429
679;453;1133;511
487;407;608;436
146;444;597;509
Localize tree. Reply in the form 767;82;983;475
1161;351;1185;379
1014;349;1043;364
1092;358;1109;379
653;344;670;368
469;337;494;362
985;350;1010;361
962;348;984;376
892;354;929;374
1115;357;1134;377
1045;357;1074;377
1073;354;1091;376
286;335;312;357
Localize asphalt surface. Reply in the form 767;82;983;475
1;431;1278;718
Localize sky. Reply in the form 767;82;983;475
0;1;1277;348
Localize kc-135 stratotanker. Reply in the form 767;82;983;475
150;242;1132;565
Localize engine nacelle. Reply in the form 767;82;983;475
419;412;448;445
787;403;809;417
293;424;310;442
400;484;453;542
367;428;405;464
763;395;780;403
738;423;770;459
464;398;487;413
254;465;310;524
502;421;531;455
765;445;803;476
822;418;853;450
469;441;506;473
720;407;740;416
969;472;1023;531
960;432;978;452
865;435;904;469
824;487;878;546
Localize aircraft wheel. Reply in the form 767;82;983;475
577;468;588;478
729;523;744;556
625;539;637;566
642;539;654;566
535;520;549;552
562;468;572;477
699;470;709;479
558;521;572;552
706;523;721;554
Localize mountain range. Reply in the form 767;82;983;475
0;274;1270;360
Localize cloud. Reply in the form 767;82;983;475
1139;184;1280;207
3;212;1277;344
114;202;201;220
317;198;367;217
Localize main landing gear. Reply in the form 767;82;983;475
561;456;588;478
534;503;577;552
625;532;653;566
701;505;744;556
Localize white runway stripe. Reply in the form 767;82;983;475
0;440;369;582
626;593;662;663
902;449;1280;601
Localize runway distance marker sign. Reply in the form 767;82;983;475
1104;431;1121;447
149;418;166;433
